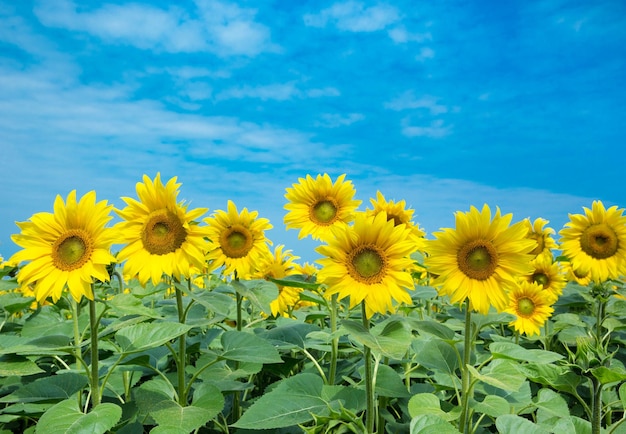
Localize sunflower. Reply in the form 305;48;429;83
115;173;211;286
425;204;536;314
559;201;626;282
563;261;592;286
204;200;273;279
366;190;426;247
522;253;567;303
504;281;555;337
10;190;117;303
284;173;361;241
252;245;302;316
316;211;416;318
524;217;558;258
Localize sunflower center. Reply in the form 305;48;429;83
580;223;619;259
387;214;403;227
311;199;338;225
52;229;93;271
517;297;535;317
349;245;387;284
220;224;254;258
142;209;187;255
532;272;550;288
457;240;498;280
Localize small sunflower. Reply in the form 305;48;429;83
559;201;626;282
524;217;558;258
316;211;416;318
284;173;361;241
252;245;302;317
204;200;273;279
505;281;555;337
115;173;211;286
10;190;117;303
366;190;426;247
563;261;592;286
523;253;567;303
425;204;536;314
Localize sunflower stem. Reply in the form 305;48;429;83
328;294;339;385
175;283;188;406
459;299;473;434
361;302;375;434
231;281;243;423
88;297;101;407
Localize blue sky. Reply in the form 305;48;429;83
1;0;625;264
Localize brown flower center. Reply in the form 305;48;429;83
52;229;93;271
220;224;254;258
580;223;619;259
349;245;387;284
532;272;550;288
142;209;187;255
311;199;338;225
457;239;498;280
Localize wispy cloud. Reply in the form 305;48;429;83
215;83;340;101
387;26;431;43
385;92;448;114
315;113;365;128
33;0;277;56
303;1;399;32
401;118;452;138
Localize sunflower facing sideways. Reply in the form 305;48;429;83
114;173;211;286
523;217;558;258
365;190;426;245
284;173;361;242
559;200;626;283
504;281;555;337
204;200;273;279
10;190;117;303
425;204;536;314
316;211;417;318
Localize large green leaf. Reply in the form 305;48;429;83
231;279;278;316
341;317;412;359
0;354;45;376
409;414;459;434
257;320;321;350
413;338;459;375
115;322;193;354
408;394;455;421
0;373;88;403
232;373;328;429
496;414;550;434
374;364;411;398
489;342;563;364
35;399;121;434
473;395;510;418
105;293;163;319
468;360;526;392
220;330;283;364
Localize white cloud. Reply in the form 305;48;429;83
415;47;435;61
401;119;451;138
33;0;276;56
306;87;340;98
315;112;365;128
215;83;340;101
388;26;431;43
385;92;448;114
304;1;399;32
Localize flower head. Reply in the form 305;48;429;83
284;173;361;242
524;217;558;258
425;204;536;314
366;191;426;248
316;211;416;318
114;173;211;285
252;245;302;316
10;190;117;303
523;253;567;303
505;281;555;336
204;200;273;279
559;201;626;282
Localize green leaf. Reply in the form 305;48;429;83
35;399;121;434
258;321;321;349
468;360;526;392
187;291;234;318
408;394;454;421
269;276;321;291
149;384;224;434
473;395;510;418
489;342;563;364
105;293;163;319
591;366;626;384
115;322;193;354
341;317;412;359
220;330;283;364
534;388;570;423
0;354;45;376
413;338;459;375
409;414;459;434
233;373;327;429
375;364;411;398
0;373;88;403
410;319;456;340
232;279;278;316
496;414;550;434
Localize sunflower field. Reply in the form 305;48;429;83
1;173;625;434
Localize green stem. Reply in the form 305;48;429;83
459;299;473;434
361;302;375;434
329;294;339;385
89;297;100;407
592;376;602;434
175;283;187;406
232;283;243;423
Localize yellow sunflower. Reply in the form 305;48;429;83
114;173;211;286
563;260;592;286
316;211;416;318
284;173;361;241
504;281;555;337
425;204;536;314
10;190;117;303
252;245;302;317
522;253;567;303
559;201;626;282
524;217;558;258
366;190;426;246
204;200;273;279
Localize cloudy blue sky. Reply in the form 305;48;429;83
1;0;625;263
